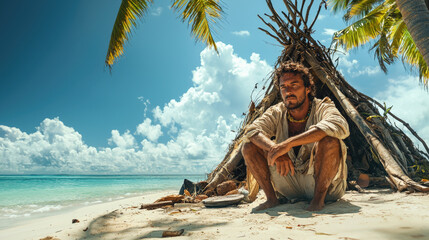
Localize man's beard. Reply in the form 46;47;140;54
284;94;306;110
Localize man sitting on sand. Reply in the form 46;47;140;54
242;61;349;212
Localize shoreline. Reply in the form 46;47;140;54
0;190;175;240
0;174;205;232
0;188;178;230
2;189;429;240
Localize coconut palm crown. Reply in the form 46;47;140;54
105;0;223;69
329;0;429;87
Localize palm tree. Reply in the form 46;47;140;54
105;0;223;69
329;0;429;86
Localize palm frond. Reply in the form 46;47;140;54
371;34;394;73
389;19;406;56
333;4;387;51
172;0;223;52
328;0;356;13
348;0;386;18
370;3;399;72
105;0;153;69
399;29;429;85
331;0;428;87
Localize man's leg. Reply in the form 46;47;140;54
307;136;341;211
242;141;279;211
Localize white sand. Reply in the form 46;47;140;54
2;189;429;240
0;191;172;240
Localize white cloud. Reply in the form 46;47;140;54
0;42;272;174
136;118;162;142
333;48;381;77
375;76;429;150
138;96;151;117
353;66;381;76
151;7;162;16
322;28;337;36
232;30;250;37
108;130;135;149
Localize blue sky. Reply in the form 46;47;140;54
1;0;428;174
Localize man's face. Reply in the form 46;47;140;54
279;73;310;110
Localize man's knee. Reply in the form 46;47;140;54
318;136;340;150
315;136;341;162
241;141;258;158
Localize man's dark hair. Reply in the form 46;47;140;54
274;61;316;100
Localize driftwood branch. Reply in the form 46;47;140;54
360;92;429;156
309;0;326;31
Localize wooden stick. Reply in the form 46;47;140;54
140;201;173;210
360;92;429;156
305;0;315;23
309;1;326;31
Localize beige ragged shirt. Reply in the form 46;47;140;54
244;97;350;174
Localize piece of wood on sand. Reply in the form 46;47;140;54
162;229;185;237
140;201;173;210
154;195;185;204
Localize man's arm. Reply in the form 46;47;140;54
248;132;275;151
267;128;327;166
249;132;296;176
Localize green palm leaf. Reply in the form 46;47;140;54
333;3;388;50
331;0;428;86
348;0;387;18
172;0;223;52
399;29;429;85
390;19;407;56
370;4;399;72
328;0;356;13
105;0;153;69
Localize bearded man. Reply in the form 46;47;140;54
242;61;349;212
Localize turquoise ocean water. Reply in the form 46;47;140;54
0;174;205;229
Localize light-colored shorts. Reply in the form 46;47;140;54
269;141;348;201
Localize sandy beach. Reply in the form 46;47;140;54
1;189;429;240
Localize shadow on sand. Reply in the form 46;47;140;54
75;209;227;239
375;227;429;240
256;198;361;218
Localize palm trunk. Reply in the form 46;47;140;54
396;0;429;70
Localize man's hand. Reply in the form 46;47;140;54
274;155;295;176
267;141;292;166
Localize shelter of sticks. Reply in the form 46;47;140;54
204;0;429;194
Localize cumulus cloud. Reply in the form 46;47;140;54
108;130;135;149
0;42;272;174
136;118;162;142
151;7;162;16
333;49;381;77
232;30;250;37
322;28;337;36
375;76;429;149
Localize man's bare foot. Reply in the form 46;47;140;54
306;200;324;211
251;199;279;212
